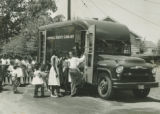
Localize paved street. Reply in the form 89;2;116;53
0;68;160;114
0;85;160;114
0;0;160;114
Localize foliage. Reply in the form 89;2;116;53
0;0;27;42
1;0;57;56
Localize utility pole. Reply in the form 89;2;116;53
68;0;71;20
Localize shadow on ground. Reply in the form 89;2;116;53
2;88;10;91
112;90;160;103
76;84;99;98
74;84;160;103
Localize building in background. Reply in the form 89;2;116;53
143;41;157;55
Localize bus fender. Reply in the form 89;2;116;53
97;68;112;79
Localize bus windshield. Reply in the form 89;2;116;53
95;39;131;56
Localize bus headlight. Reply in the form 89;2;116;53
116;66;124;74
152;67;156;75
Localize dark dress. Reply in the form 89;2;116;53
0;64;9;91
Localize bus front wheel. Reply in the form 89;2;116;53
98;73;113;99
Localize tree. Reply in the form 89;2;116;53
0;0;27;42
1;0;57;56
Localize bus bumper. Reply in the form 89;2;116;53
112;82;159;89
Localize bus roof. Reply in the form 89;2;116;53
39;19;130;41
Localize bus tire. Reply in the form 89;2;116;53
132;88;150;98
98;73;113;99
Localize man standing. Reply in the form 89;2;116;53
68;51;85;97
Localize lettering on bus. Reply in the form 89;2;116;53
47;34;74;40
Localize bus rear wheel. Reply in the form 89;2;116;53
98;73;113;99
132;88;150;98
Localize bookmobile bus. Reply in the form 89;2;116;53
38;19;158;99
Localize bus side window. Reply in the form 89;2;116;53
87;54;92;67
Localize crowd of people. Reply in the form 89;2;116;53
0;50;86;98
0;55;36;93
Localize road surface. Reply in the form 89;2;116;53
0;68;160;114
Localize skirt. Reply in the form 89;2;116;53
48;66;60;86
32;76;44;85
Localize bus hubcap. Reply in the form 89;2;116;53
100;79;108;94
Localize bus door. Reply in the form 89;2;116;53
84;25;96;84
38;31;46;64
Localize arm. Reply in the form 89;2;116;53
55;57;59;76
50;55;55;66
78;55;85;64
33;71;37;77
40;71;47;78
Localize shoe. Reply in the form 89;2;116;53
70;94;76;97
66;91;71;95
58;93;63;97
50;94;58;98
14;91;19;94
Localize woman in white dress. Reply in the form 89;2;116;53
48;54;60;97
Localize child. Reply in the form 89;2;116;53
12;65;20;94
27;59;34;82
7;60;15;85
40;64;49;92
32;64;45;98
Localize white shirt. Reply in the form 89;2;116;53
31;60;36;65
12;69;17;77
16;67;23;77
8;65;14;76
1;58;7;65
15;59;20;64
21;60;26;66
68;55;85;69
8;65;14;72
